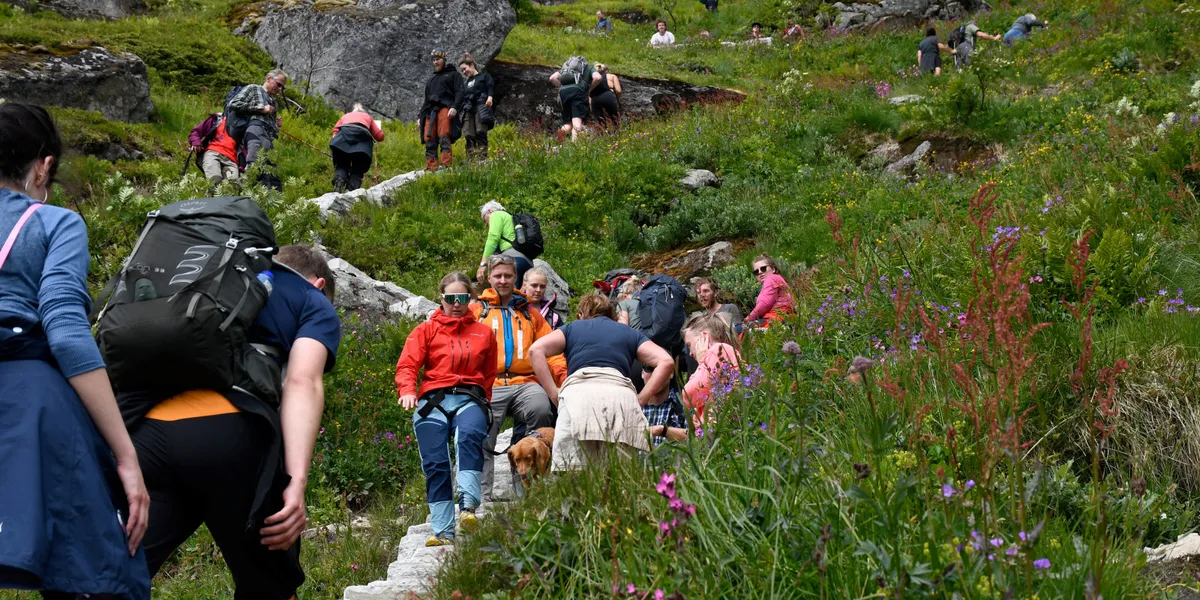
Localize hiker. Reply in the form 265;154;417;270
615;276;644;328
590;63;621;127
523;266;565;330
917;27;956;76
749;22;764;40
549;57;602;142
649;20;676;47
694;277;743;334
641;362;688;445
330;103;385;192
476;200;533;287
395;272;498;546
418;48;464;171
227;69;287;171
681;312;741;423
783;21;806;41
1003;13;1049;46
188;112;240;186
127;245;341;598
595;10;612;34
0;103;151;599
950;22;1002;67
456;55;495;163
472;255;567;501
701;0;717;13
528;294;674;470
744;253;796;328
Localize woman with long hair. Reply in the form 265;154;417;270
744;253;795;328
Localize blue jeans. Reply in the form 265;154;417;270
1003;28;1024;46
413;393;488;538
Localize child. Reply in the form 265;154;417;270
641;363;688;445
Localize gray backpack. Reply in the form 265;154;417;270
559;56;591;87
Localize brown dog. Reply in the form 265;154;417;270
507;427;556;487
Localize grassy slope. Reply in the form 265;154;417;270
0;0;1199;596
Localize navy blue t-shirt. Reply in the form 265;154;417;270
561;317;648;378
249;267;341;372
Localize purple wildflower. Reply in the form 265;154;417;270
1033;558;1051;569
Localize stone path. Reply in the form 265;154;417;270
342;429;514;599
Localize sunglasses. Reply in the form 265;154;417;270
442;293;470;305
753;266;771;275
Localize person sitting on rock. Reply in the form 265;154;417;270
418;48;463;171
549;58;601;142
589;63;621;128
395;272;497;546
226;69;288;188
917;27;956;76
748;22;764;39
455;54;495;163
522;267;565;330
951;21;1002;68
1003;13;1049;46
528;294;674;470
694;277;742;335
649;20;676;47
595;10;612;34
330;103;385;193
189;112;240;188
472;255;567;501
476;200;533;287
743;253;795;328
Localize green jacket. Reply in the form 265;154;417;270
482;210;516;260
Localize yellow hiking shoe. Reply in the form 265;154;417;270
425;535;453;547
459;510;479;534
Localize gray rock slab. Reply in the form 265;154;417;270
680;169;721;190
0;46;153;122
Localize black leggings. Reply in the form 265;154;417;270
590;90;620;127
332;148;371;191
131;413;301;600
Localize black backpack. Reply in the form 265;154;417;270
636;274;687;355
223;85;251;144
947;25;966;48
505;212;544;260
94;196;277;396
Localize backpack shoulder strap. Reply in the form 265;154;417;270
0;203;44;272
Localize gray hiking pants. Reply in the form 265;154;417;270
243;121;276;167
482;383;555;500
201;151;238;184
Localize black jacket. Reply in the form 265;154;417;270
456;72;495;113
420;66;464;118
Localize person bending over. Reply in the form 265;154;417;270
330;103;385;192
550;58;602;142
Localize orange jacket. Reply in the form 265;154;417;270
394;309;498;401
208;119;239;163
332;111;385;142
470;289;567;387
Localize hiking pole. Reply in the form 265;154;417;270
372;145;380;186
181;148;194;178
278;129;332;157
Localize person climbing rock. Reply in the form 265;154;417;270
1003;13;1049;46
472;255;567;501
330;103;385;193
590;63;621;128
418;48;463;171
550;56;601;142
395;272;497;546
951;21;1002;68
456;55;495;163
189;112;240;187
227;69;287;179
917;27;956;76
476;200;532;286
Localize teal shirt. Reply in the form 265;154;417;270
482;210;515;260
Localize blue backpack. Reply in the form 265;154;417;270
636;274;687;355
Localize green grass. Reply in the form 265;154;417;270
3;0;1200;595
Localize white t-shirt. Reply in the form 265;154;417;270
650;31;675;47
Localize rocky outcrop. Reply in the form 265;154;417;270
885;140;931;175
1147;533;1200;563
251;0;515;120
889;94;924;105
488;61;744;130
308;169;426;222
323;255;438;323
830;0;985;31
1;0;144;19
663;241;735;280
0;45;153;123
680;169;720;190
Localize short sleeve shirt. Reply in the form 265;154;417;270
650;32;675;46
918;36;941;54
617;298;642;329
249;267;342;372
561;317;649;378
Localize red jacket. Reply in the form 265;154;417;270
332;111;386;142
395;309;498;401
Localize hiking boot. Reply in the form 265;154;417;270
332;176;347;193
440;151;453;168
425;534;454;547
425;157;438;171
459;508;479;534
